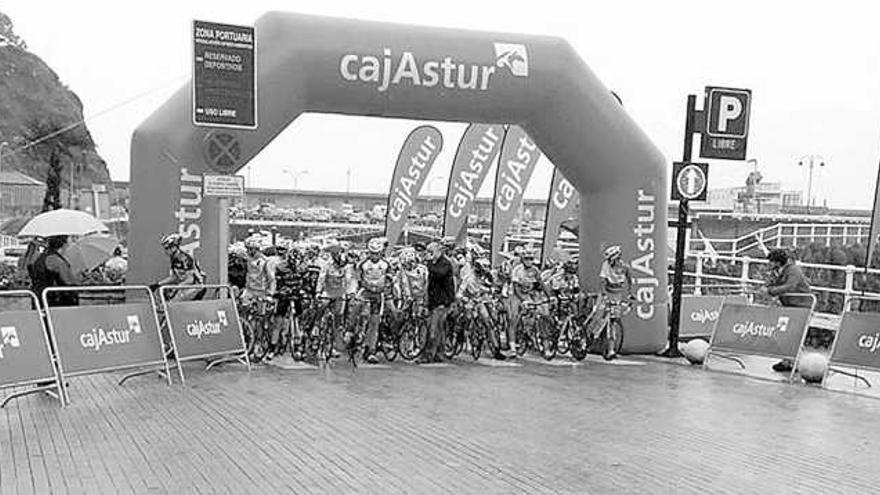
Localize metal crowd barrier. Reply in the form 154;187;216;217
42;285;171;406
0;290;64;408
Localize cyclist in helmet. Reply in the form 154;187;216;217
274;247;311;359
458;255;506;360
508;247;546;356
395;247;428;305
548;260;581;298
599;245;632;297
155;233;205;300
316;243;356;356
354;238;393;364
242;236;275;303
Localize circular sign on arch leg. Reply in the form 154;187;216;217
672;162;709;201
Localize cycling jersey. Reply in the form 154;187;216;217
318;262;355;299
397;264;428;301
547;272;579;296
600;260;631;295
511;263;542;299
457;263;490;299
359;258;391;293
245;254;273;295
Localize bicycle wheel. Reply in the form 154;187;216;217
603;319;624;360
319;315;336;362
240;316;256;357
443;326;461;359
556;319;571;356
380;319;399;362
397;320;423;361
253;319;272;362
515;318;530;356
539;317;557;361
469;320;484;360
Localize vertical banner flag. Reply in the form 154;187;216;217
442;124;508;241
490;126;541;267
384;125;444;245
867;162;880;271
540;168;579;266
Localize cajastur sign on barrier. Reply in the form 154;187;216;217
0;290;64;408
160;285;250;385
165;298;245;360
46;300;167;376
830;311;880;370
679;295;748;339
709;302;811;359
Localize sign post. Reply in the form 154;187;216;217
662;95;702;358
663;86;752;358
193;20;256;286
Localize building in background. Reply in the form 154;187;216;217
0;171;45;219
705;182;803;214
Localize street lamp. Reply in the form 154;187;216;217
798;154;825;214
0;142;7;220
282;168;309;190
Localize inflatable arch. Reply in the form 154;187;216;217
130;12;669;352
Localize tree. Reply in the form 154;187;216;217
41;148;62;212
0;12;27;50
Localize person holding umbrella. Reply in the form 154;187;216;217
30;235;80;307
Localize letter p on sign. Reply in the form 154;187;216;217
706;87;751;138
700;86;751;161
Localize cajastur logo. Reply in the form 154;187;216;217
494;43;529;77
0;326;20;359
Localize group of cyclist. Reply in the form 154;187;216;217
155;231;636;365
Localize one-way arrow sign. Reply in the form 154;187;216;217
671;162;709;201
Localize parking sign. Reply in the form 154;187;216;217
700;87;751;160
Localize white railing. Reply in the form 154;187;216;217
689;223;871;256
0;234;19;248
680;251;880;314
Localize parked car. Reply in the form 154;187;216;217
0;245;27;267
348;212;368;224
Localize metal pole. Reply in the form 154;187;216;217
806;157;814;214
662;94;697;358
0;142;7;220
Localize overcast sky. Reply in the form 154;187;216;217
5;0;880;207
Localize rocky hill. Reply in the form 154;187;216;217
0;12;110;190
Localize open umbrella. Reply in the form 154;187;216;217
65;235;119;274
18;209;108;238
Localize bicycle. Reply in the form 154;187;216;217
398;298;430;361
583;294;632;361
313;296;350;363
546;294;584;361
237;294;276;363
460;296;499;360
515;298;553;357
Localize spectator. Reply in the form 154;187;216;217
422;242;455;363
30;235;80;307
760;249;813;372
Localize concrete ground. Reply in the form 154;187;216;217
2;351;880;494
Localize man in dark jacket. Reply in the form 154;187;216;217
31;235;80;307
761;249;813;372
423;242;455;363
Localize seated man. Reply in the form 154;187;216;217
760;249;814;372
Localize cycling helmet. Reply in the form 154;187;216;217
367;238;384;254
245;237;261;250
160;233;182;249
513;245;525;257
603;245;622;261
400;247;417;264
